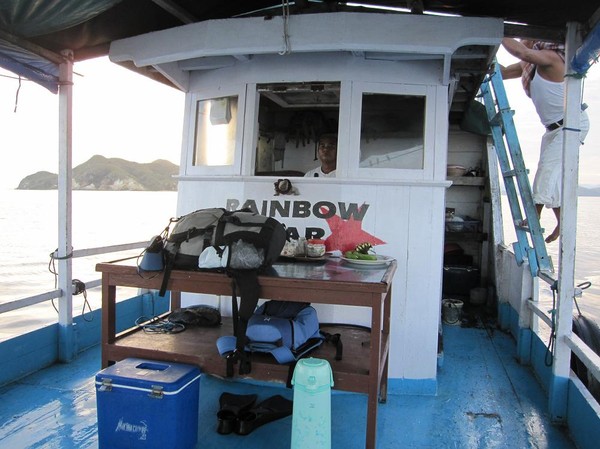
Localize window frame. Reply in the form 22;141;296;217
183;85;247;176
346;81;436;180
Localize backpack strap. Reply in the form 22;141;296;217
321;331;343;361
228;269;261;375
158;244;178;297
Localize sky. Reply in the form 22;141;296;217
0;48;599;190
0;57;185;190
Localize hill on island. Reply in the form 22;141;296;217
17;155;179;191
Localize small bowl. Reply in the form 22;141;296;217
446;216;464;232
447;165;467;177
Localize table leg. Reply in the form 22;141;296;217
379;287;392;403
366;293;383;449
101;276;116;368
171;291;181;310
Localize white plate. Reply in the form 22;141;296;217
341;255;394;267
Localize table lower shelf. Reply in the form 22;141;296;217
105;318;386;395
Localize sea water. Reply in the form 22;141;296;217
0;188;599;339
0;189;178;340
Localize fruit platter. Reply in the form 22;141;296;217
341;242;394;267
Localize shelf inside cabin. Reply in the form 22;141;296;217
447;176;485;186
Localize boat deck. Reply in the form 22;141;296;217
0;324;576;449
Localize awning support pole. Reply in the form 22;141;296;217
57;50;75;362
549;22;584;423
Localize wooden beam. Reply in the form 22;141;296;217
0;28;65;65
151;0;197;24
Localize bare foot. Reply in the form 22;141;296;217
545;226;560;243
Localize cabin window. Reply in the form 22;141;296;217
253;82;340;176
193;96;238;167
359;93;425;170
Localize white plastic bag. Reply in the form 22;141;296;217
198;246;229;269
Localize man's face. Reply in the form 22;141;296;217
318;138;337;163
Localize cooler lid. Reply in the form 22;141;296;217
95;358;201;394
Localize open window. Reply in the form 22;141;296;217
349;82;434;179
360;93;425;169
253;82;340;177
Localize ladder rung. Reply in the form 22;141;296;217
503;169;516;177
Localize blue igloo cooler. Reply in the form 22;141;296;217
95;358;201;449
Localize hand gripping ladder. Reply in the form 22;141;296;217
479;64;553;278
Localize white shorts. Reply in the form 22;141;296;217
532;111;589;208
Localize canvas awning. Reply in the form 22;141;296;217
1;1;600;93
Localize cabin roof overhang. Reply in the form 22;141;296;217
2;1;600;93
109;13;502;123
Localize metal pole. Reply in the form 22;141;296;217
548;22;584;423
57;50;75;362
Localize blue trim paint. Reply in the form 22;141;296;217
549;375;569;423
567;375;600;449
58;322;75;362
498;299;600;449
0;293;169;387
387;377;438;396
531;331;553;392
497;301;512;330
517;327;533;364
0;325;58;386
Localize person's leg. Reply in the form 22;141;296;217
536;203;543;218
545;207;561;243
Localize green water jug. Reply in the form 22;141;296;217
290;358;334;449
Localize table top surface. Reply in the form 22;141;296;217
97;255;396;286
269;257;395;284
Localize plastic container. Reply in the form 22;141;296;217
306;239;326;257
442;265;480;295
442;298;464;325
95;358;201;449
291;358;334;449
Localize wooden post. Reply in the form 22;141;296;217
549;22;584;423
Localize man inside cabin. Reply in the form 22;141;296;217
304;134;337;178
500;38;589;243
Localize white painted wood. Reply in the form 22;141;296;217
189;52;441;91
110;13;502;68
554;22;584;381
139;11;504;385
183;85;247;176
58;50;74;362
566;333;600;386
347;81;435;180
154;61;189;91
547;22;584;422
433;85;449;180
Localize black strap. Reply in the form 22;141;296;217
158;252;174;297
321;331;343;361
228;269;261;375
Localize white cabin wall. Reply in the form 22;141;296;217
188;53;442;94
173;48;451;387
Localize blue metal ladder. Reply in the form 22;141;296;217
479;64;553;278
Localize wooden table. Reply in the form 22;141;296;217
97;258;395;449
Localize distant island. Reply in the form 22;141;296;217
17;155;179;191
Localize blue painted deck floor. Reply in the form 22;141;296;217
0;325;576;449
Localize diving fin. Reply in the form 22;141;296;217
235;394;293;436
216;392;258;435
